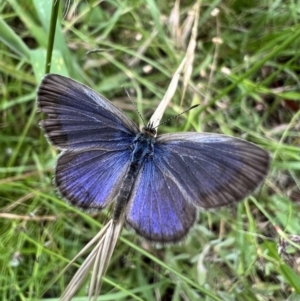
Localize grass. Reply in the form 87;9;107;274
1;0;300;300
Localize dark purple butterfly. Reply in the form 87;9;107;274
37;74;270;243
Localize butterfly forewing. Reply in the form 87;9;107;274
37;74;139;150
155;133;270;208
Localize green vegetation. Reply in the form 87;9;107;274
1;1;300;300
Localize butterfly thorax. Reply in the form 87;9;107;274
131;132;155;165
113;131;155;221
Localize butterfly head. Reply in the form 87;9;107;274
142;122;156;137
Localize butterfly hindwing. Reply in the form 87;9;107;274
126;155;197;243
55;148;132;209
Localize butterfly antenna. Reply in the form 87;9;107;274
86;48;114;55
122;86;146;127
153;104;199;129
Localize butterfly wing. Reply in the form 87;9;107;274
156;132;270;208
125;157;197;242
37;74;139;150
37;74;139;209
126;132;269;242
55;148;132;209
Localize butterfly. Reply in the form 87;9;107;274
37;74;270;243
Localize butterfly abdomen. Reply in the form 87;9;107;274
113;164;139;221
